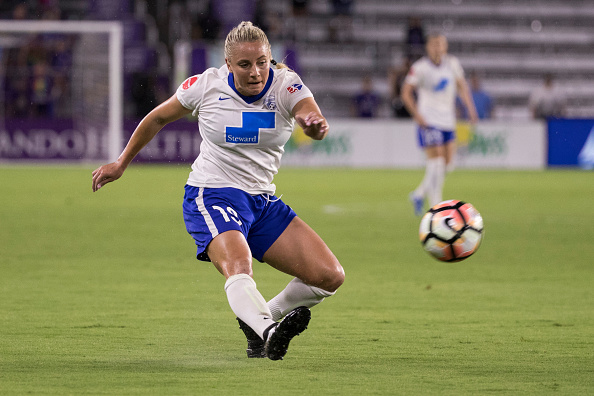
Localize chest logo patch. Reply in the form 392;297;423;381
264;93;277;110
226;111;275;144
433;78;449;92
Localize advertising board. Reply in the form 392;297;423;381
1;119;548;169
548;119;594;169
282;120;546;169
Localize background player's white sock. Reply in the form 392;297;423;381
267;278;335;321
428;157;446;206
224;274;275;339
412;159;432;199
446;159;456;174
413;156;442;199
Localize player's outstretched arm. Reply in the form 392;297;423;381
92;94;192;192
292;97;329;141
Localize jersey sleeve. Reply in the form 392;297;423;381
176;74;204;115
404;61;421;86
278;70;314;113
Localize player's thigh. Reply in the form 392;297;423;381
207;230;254;278
425;144;445;159
262;217;344;292
444;139;457;165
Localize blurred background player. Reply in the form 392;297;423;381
529;73;567;120
352;75;381;118
404;16;426;62
388;56;413;118
457;70;493;120
91;21;345;360
401;33;478;215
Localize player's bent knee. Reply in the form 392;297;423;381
214;257;254;278
330;263;346;291
313;261;345;293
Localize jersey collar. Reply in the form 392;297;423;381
228;68;274;104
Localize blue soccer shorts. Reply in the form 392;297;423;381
417;125;455;148
182;185;297;262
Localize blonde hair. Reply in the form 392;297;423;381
224;21;288;69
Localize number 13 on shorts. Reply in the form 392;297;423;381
212;205;243;226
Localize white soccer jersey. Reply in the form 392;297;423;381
176;65;313;195
405;55;465;130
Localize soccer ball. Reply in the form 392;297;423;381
419;200;484;262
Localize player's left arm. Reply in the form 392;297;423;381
456;77;479;124
292;97;329;140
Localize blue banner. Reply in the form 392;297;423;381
548;119;594;169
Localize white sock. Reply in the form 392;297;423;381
224;274;276;340
427;157;446;206
446;159;456;174
413;156;442;199
267;278;336;322
412;160;432;199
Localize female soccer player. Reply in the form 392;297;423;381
401;33;478;216
91;21;345;360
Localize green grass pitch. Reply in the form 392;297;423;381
1;166;593;395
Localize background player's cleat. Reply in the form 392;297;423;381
264;306;311;361
409;193;425;217
236;318;266;358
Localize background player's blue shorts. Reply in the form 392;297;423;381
182;185;297;263
417;126;455;148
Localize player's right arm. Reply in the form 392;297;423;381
401;82;427;128
92;94;192;192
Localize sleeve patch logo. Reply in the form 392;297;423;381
182;76;198;90
286;83;303;94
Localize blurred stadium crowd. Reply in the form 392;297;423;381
1;0;593;121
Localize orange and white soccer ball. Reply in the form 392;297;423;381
419;200;484;262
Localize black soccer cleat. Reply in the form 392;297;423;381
236;318;266;358
264;306;311;361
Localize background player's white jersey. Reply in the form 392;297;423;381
405;55;464;130
177;65;313;195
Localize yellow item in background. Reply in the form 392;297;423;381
456;121;474;147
